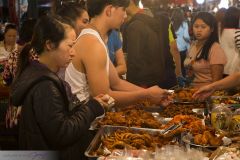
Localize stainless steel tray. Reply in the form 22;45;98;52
182;134;220;149
85;126;164;158
89;111;166;130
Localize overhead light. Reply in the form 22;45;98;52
196;0;205;4
213;7;218;13
218;0;229;9
189;6;193;11
139;0;144;9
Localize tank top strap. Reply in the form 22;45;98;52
76;29;110;75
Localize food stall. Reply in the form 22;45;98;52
85;87;240;160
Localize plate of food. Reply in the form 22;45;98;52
182;132;231;149
90;108;164;130
172;88;205;104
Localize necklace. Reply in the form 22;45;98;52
88;23;107;44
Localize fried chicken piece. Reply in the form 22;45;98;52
194;134;203;145
209;136;223;146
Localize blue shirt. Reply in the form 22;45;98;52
175;21;190;52
107;30;122;65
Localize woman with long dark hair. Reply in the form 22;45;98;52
11;15;110;159
184;12;226;88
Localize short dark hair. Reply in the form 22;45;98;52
87;0;130;18
57;3;86;23
4;23;17;35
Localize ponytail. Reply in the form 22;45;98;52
14;44;32;81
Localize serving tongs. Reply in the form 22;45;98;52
161;121;186;135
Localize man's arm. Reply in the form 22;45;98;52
114;48;127;76
169;24;182;77
211;72;240;90
170;40;182;77
75;35;167;106
193;73;240;100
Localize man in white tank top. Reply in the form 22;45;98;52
65;0;170;107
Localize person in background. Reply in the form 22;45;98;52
4;19;38;130
56;3;89;36
171;8;190;77
2;19;37;86
184;12;226;88
107;29;127;78
65;0;170;107
219;7;240;75
122;0;177;89
184;8;194;40
193;72;240;100
150;7;184;87
0;23;4;41
11;14;110;160
0;23;17;63
236;29;240;51
215;8;226;38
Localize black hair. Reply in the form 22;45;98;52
223;7;240;29
15;15;72;80
87;0;130;18
18;19;37;44
57;3;86;22
193;12;218;61
171;8;186;31
4;23;17;35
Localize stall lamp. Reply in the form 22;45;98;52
196;0;205;4
218;0;229;9
213;7;218;13
139;0;144;9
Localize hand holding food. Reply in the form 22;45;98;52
147;86;172;106
94;94;115;111
193;85;216;100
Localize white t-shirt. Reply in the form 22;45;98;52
220;29;240;74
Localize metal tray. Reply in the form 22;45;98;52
170;89;207;104
173;100;207;104
85;126;164;159
89;110;166;130
182;134;221;149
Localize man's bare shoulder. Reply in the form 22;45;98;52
73;34;107;66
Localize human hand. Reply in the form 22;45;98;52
192;85;215;101
5;106;21;128
94;94;115;111
147;86;172;106
177;76;186;87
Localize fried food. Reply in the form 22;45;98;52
98;109;162;129
159;103;206;118
173;88;197;102
193;130;223;146
97;129;175;156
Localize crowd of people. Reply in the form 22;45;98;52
0;0;239;159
